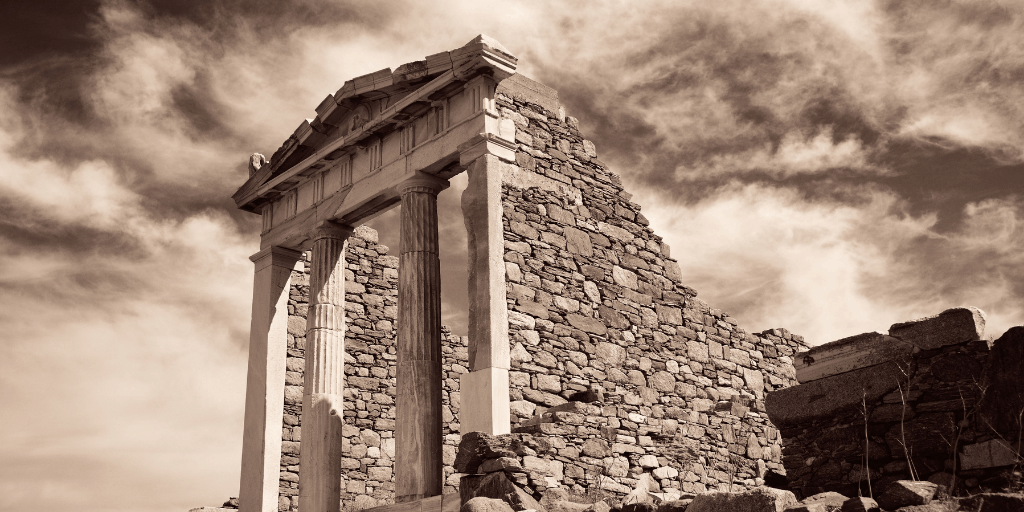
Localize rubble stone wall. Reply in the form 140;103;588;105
766;307;1024;499
493;76;807;497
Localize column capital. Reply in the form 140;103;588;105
249;246;302;270
457;133;516;167
397;172;449;197
311;221;354;242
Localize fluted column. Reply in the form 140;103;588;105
240;246;302;512
396;173;449;503
298;222;353;512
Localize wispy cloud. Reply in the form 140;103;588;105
0;0;1022;510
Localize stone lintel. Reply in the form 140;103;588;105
794;332;915;384
459;368;512;437
888;306;987;350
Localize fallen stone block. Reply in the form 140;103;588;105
839;497;878;512
888;307;986;351
480;457;525;474
875;480;937;510
765;362;905;426
687;486;797;512
655;500;692;512
461;471;546;512
455;432;520;473
463;497;516;512
794;332;914;384
960;439;1019;470
795;491;847;511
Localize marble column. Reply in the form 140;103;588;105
298;222;352;512
395;173;449;503
240;246;302;512
459;154;511;436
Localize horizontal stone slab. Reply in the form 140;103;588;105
794;332;914;383
888;306;986;350
765;361;905;426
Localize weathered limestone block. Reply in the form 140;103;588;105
794;332;915;384
460;472;545;512
888;306;986;350
875;480;937;510
960;438;1019;470
462;497;515;512
765;362;905;426
686;487;796;512
454;432;519;473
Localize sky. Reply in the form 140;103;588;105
0;0;1021;510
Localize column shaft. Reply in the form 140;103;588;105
396;176;446;503
240;247;301;512
298;223;351;512
460;154;511;436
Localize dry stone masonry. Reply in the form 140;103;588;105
766;307;1024;499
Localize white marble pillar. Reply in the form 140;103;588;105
240;247;302;512
298;222;352;512
459;154;511;436
395;173;448;503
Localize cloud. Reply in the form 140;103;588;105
1;0;1023;510
634;182;1024;345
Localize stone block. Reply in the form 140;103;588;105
958;493;1024;512
454;432;519;473
795;332;914;383
460;471;545;512
764;361;904;426
888;306;986;350
612;266;638;289
567;314;606;335
875;480;937;510
462;497;515;512
960;438;1019;470
687;487;796;512
839;497;878;512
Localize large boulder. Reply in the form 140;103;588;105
688;487;797;512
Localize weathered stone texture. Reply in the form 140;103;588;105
767;307;1024;499
495;89;806;498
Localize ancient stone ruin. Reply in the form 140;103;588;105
767;307;1024;500
207;35;1024;512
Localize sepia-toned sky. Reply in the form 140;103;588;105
1;1;1022;510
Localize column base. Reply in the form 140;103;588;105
459;368;511;436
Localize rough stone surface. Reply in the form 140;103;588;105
463;497;516;512
888;307;986;351
839;497;878;512
687;487;797;512
875;480;937;510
